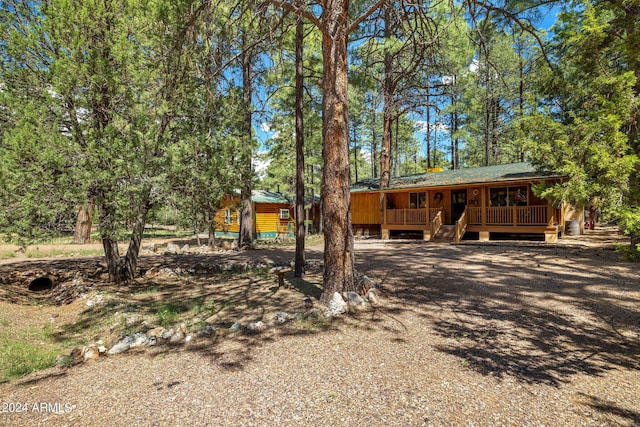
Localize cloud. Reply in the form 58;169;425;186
414;121;450;133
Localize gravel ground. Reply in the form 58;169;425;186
1;227;639;426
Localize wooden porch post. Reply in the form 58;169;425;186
479;187;489;241
382;192;389;240
424;192;430;240
481;187;487;226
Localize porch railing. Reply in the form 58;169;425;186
455;209;467;242
430;209;443;239
467;205;549;226
385;208;428;225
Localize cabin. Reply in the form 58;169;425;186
351;163;578;243
215;190;294;240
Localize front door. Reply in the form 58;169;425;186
451;189;467;223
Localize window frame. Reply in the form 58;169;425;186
279;208;291;220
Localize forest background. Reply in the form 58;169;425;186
0;0;638;301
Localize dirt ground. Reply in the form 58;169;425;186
0;227;639;426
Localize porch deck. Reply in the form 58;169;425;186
383;205;559;242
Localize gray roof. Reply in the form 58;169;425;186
351;163;559;192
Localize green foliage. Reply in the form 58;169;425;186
525;1;639;226
155;303;184;328
0;324;68;383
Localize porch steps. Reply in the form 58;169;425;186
432;225;456;243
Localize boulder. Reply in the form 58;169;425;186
325;292;347;317
344;291;371;312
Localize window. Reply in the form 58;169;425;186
224;209;233;225
279;208;290;220
409;192;427;208
489;186;528;206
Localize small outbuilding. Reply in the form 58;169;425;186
215;190;294;240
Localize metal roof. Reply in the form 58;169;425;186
351;163;560;192
251;190;291;204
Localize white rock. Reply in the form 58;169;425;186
325;292;347;317
247;321;265;331
273;312;290;324
107;341;130;355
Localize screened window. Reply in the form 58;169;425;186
489;186;528;206
409;192;427;208
224;209;233;225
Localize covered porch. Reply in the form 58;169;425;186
381;185;563;242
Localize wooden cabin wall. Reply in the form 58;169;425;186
255;203;293;238
351;193;381;225
429;190;450;223
215;195;241;234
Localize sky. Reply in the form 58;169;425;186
254;5;562;163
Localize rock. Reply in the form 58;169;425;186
169;330;184;343
344;291;370;311
366;289;380;305
195;325;216;336
167;243;179;253
272;312;290;324
129;332;148;348
108;332;148;355
247;321;265;331
293;312;305;320
108;341;131;355
325;292;347;317
82;345;100;361
146;327;167;338
229;322;242;331
146;336;158;347
305;308;324;319
184;334;193;343
181;244;190;253
220;263;234;271
70;346;84;363
161;329;175;340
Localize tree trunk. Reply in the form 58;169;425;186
371;97;378;177
239;33;254;249
426;87;432;169
379;5;394;220
96;184;151;284
294;16;306;278
207;210;217;248
72;199;94;244
320;0;355;302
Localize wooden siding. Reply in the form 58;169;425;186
215;195;241;233
255;203;293;237
215;195;293;238
352;192;380;224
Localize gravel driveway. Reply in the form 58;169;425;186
1;229;639;426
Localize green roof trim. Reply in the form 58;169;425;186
251;190;291;204
351;163;560;192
